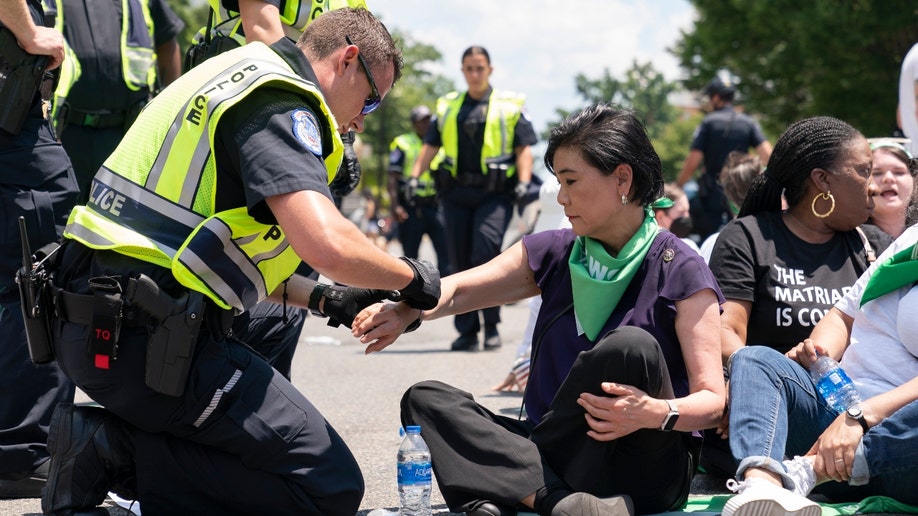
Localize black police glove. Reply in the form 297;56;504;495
328;131;362;198
402;177;420;208
309;284;399;329
392;257;440;310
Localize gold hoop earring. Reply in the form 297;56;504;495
621;194;628;206
811;190;835;218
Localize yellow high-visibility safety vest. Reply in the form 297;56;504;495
202;0;369;46
42;0;80;133
64;42;343;313
434;89;525;178
390;132;437;198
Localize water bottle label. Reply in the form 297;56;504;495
398;461;432;485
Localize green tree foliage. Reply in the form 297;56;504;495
544;60;680;140
655;112;703;182
544;60;689;181
672;0;918;137
165;0;211;55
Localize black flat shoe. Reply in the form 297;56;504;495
0;460;49;499
450;333;479;351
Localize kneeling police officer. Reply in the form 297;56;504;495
40;7;437;515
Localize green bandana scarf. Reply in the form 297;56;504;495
860;243;918;307
568;207;659;340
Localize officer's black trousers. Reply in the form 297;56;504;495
55;299;361;515
397;202;451;276
440;186;512;336
400;327;699;515
0;102;79;480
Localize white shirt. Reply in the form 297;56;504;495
837;224;918;399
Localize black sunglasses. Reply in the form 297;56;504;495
345;35;381;115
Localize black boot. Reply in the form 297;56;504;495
42;403;135;516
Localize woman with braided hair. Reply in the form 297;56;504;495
699;117;895;480
709;116;892;363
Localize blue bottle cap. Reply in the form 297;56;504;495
406;425;421;434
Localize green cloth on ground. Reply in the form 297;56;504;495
675;494;918;515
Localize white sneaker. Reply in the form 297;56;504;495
783;456;817;496
723;477;820;516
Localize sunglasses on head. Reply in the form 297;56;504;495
345;35;381;115
868;138;913;160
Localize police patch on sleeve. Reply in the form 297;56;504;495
291;109;323;156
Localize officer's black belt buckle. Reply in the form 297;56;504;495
455;174;487;188
69;109;127;129
413;196;439;207
87;276;124;369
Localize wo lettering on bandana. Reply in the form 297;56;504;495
568;207;659;341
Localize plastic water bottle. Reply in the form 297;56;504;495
809;355;861;414
397;425;431;516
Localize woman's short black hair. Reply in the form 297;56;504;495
544;103;663;206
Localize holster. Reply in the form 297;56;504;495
183;33;241;72
127;275;205;397
0;26;50;134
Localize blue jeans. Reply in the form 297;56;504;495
728;346;918;504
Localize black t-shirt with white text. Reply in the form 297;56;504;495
709;212;890;353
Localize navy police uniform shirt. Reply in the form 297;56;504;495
214;37;334;224
61;0;184;111
689;104;767;179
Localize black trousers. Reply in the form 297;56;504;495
401;326;699;515
440;186;512;336
0;102;79;480
397;201;451;277
54;289;360;515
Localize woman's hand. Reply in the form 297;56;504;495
785;338;823;369
806;413;863;483
577;383;660;441
351;301;419;353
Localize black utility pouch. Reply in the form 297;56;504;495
87;276;124;368
143;290;204;397
484;163;510;193
16;217;61;363
0;26;49;134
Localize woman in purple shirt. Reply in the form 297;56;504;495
353;104;725;516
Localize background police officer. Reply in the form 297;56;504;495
0;0;80;499
388;105;451;276
676;76;772;240
54;0;183;202
41;8;439;515
409;45;537;352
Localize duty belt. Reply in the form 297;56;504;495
50;282;152;328
68;108;127;129
455;174;487;187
